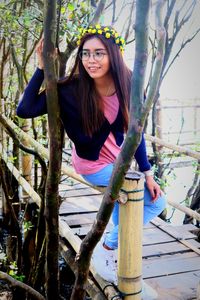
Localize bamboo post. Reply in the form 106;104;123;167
20;119;32;201
118;170;144;300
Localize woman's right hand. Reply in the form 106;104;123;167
36;37;44;70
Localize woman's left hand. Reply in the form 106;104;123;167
145;176;162;202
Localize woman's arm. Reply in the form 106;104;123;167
16;38;47;119
134;133;151;172
134;133;162;201
16;68;47;118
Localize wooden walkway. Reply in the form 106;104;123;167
59;179;200;300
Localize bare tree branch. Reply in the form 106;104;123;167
162;27;200;79
90;0;107;25
0;271;45;300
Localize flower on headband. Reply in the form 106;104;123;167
105;32;111;38
104;27;109;32
76;24;126;52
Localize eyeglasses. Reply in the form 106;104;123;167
79;50;108;62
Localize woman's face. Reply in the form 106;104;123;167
80;37;110;81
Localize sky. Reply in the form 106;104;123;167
160;33;200;100
110;0;200;100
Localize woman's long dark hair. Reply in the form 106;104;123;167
61;30;132;136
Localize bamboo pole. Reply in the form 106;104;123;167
118;171;144;300
145;133;200;160
167;199;200;222
1;114;200;222
0;150;41;208
1;115;199;184
20;119;33;201
1;114;90;186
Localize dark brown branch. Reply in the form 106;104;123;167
43;0;62;299
0;271;45;300
0;159;22;270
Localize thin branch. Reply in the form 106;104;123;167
90;0;107;25
124;0;135;41
162;27;200;79
164;0;176;29
143;0;166;118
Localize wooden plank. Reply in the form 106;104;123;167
144;271;200;300
143;239;200;257
70;228;200;257
147;217;168;227
59;181;88;191
61;212;97;226
143;241;190;257
59;195;101;215
71;223;114;237
180;239;200;256
158;224;197;240
60;188;101;198
143;252;200;278
143;227;176;244
147;220;197;242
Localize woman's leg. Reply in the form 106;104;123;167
82;163;118;241
104;184;166;249
83;167;166;249
82;164;119;225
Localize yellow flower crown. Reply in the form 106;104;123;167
77;24;126;53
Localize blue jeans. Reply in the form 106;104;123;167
82;163;166;250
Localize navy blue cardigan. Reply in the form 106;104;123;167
16;68;151;172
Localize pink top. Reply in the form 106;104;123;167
72;93;121;174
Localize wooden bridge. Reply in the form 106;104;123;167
58;178;200;300
1;114;200;299
1;174;200;299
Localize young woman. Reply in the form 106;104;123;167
17;25;166;286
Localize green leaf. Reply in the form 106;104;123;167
9;270;15;276
67;3;75;11
61;7;66;14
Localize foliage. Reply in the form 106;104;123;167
8;261;25;282
23;220;34;233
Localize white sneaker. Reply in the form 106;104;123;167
92;240;118;285
142;281;158;300
92;241;157;300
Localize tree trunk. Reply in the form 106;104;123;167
43;1;62;299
